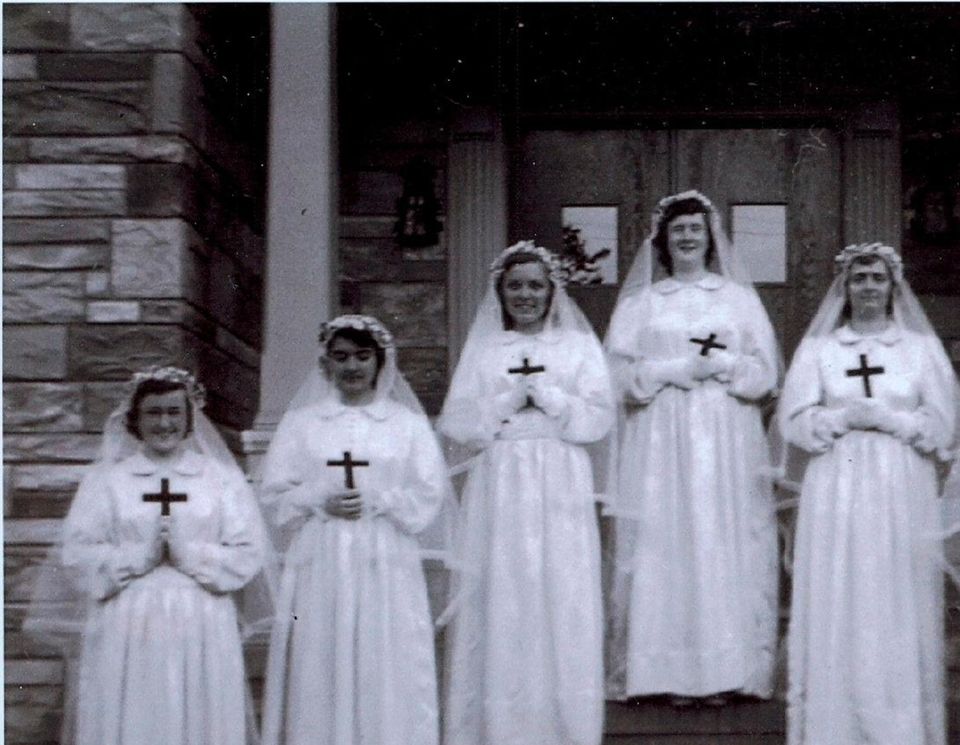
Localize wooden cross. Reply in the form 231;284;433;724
508;357;546;376
689;333;728;357
326;451;369;489
142;478;188;516
845;353;885;398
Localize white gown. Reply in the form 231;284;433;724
260;397;448;745
440;327;614;745
605;273;779;698
62;449;265;745
781;324;953;745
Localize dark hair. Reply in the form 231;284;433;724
325;326;386;377
125;378;193;440
495;252;554;329
841;254;895;319
651;197;717;275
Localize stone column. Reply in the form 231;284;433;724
843;102;901;246
446;108;508;371
245;4;338;467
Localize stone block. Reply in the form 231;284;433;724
3;53;38;80
86;300;141;323
28;134;197;165
4;136;29;162
340;238;402;281
359;282;446;347
3;382;83;432
15;163;125;190
4;518;63;545
340;215;395;239
10;463;86;512
126;162;196;218
82;381;127;429
71;3;186;51
3;684;62;745
37;51;152;80
3;326;68;380
2;4;70;50
3;189;125;217
3;271;85;322
5;544;53;602
110;219;200;298
5;433;100;463
3;244;109;271
85;271;110;296
4;659;64;686
4;81;149;135
152;52;202;140
3;217;111;244
69;325;190;379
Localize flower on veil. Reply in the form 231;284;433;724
490;240;569;287
128;366;207;408
834;242;904;283
318;314;396;352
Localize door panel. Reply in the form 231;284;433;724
511;128;842;359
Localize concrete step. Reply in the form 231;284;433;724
605;697;784;738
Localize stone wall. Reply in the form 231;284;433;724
3;5;269;742
339;119;449;415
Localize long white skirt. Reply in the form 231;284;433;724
787;430;945;745
262;517;438;745
74;567;248;745
607;383;779;698
444;437;604;745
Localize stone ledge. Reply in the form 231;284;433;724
3;519;63;546
5;659;63;686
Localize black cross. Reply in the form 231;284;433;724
845;353;885;398
142;478;188;516
689;333;728;357
508;357;546;376
326;451;369;489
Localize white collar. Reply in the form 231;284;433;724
126;448;205;477
653;273;726;295
835;323;902;347
499;327;564;346
313;397;392;422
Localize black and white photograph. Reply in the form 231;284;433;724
4;4;960;745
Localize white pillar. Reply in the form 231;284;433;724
446;108;508;371
244;4;337;469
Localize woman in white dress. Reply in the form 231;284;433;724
604;190;780;705
440;241;614;745
27;366;269;745
779;243;958;745
260;314;453;745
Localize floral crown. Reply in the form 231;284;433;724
128;366;206;408
490;240;568;286
652;190;716;226
318;314;395;352
834;242;904;283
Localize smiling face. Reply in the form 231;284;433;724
846;256;893;319
137;389;190;458
499;259;552;332
324;335;381;400
666;212;709;273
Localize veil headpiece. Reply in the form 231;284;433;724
22;365;277;648
617;189;754;302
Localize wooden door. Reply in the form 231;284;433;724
511;127;842;360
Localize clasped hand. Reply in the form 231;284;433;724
323;489;364;520
499;376;567;418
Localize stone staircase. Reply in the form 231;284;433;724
604;698;785;745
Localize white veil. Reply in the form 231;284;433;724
600;189;783;520
776;243;960;576
20;366;276;745
260;314;459;573
438;241;605;467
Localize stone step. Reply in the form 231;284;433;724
605;698;784;737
